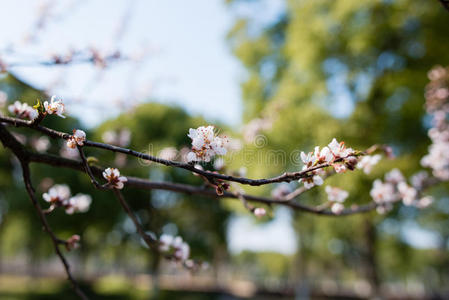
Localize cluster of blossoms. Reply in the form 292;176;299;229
103;167;127;189
66;129;86;149
370;169;433;214
421;65;449;180
186;126;229;162
159;234;190;262
299;138;357;189
44;96;66;118
325;186;349;214
42;184;92;214
8;101;38;120
357;154;382;174
7;95;66;120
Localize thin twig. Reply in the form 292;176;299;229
20;162;88;300
281;170;335;202
77;145;108;189
24;150;380;216
236;190;255;213
3;53;127;69
0;124;88;299
113;189;158;249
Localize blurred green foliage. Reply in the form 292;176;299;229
1;0;449;297
226;0;449;292
0;74;231;293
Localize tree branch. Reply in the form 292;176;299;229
23;150;380;216
113;189;158;249
0;124;88;299
77;145;109;189
0;115;363;187
20;162;88;300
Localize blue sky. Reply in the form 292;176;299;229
0;0;244;127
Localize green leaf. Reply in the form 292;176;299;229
86;156;99;166
33;99;45;113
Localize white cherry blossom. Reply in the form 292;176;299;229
325;186;349;203
213;157;225;170
369;179;396;204
159;234;174;252
158;234;190;261
43;184;71;205
415;196;434;208
331;202;345;215
333;164;347;173
67;129;86;149
328;138;354;159
64;194;92;214
103;167;127;189
44;95;65;118
8;101;25;115
187;126;229;162
300;151;315;168
385;168;405;184
8;101;38;120
73;129;86;145
376;203;393;215
32;136;51;152
314;146;333;164
254;207;266;218
300;174;323;189
357;154;382;174
299;148;327;188
173;240;190;261
397;182;417;206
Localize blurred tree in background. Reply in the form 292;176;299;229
0;0;449;299
226;0;449;295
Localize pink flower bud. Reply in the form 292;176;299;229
254;207;266;218
66;234;80;251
